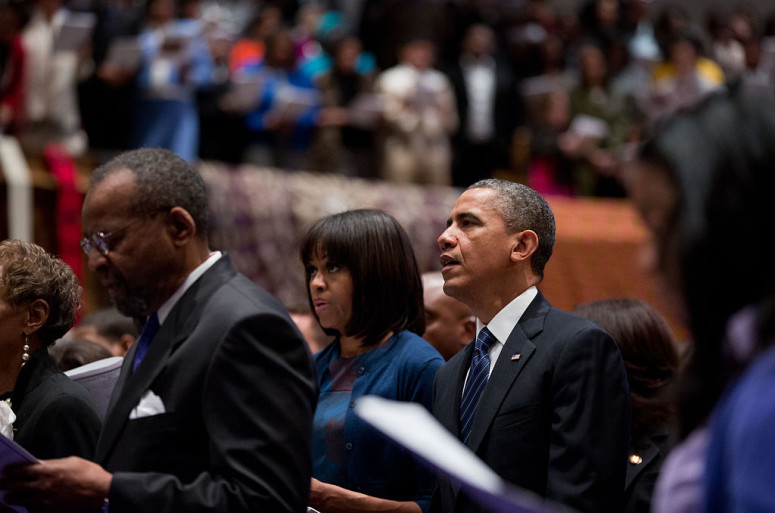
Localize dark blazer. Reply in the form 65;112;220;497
11;349;101;460
624;430;673;513
95;255;317;513
431;292;630;513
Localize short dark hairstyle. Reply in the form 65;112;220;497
51;338;113;372
300;209;425;346
90;148;209;237
79;306;139;343
574;298;679;447
0;240;82;346
468;179;556;278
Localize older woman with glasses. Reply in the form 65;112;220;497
0;240;101;458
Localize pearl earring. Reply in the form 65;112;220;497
22;333;30;367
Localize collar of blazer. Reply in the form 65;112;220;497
95;255;237;465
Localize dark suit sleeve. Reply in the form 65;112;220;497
108;313;317;513
547;327;630;513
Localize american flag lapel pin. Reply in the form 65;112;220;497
511;353;521;361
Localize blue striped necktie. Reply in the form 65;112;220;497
460;327;497;444
132;313;160;372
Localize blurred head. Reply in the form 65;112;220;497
462;24;496;58
82;148;209;318
300;209;425;346
51;338;113;372
265;29;296;69
0;240;81;389
578;41;608;88
422;272;475;360
71;306;138;357
333;36;362;74
574;298;679;446
400;39;435;70
626;89;775;433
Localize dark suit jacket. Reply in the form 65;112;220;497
624;430;673;513
95;255;317;513
431;292;630;513
11;349;102;460
447;57;520;153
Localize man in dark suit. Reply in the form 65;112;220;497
431;179;629;513
0;148;317;513
446;24;521;187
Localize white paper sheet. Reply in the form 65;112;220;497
355;396;575;513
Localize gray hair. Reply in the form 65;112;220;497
468;179;556;278
90;148;209;237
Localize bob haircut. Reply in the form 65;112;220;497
300;209;425;346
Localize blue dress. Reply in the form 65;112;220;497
312;330;443;512
704;345;775;513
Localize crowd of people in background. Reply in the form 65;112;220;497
3;0;775;193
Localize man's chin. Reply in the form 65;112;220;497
111;293;149;319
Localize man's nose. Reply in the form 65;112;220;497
438;226;456;250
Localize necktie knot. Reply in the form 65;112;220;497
476;327;496;353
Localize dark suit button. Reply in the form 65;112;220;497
357;367;365;375
349;400;356;408
345;442;353;450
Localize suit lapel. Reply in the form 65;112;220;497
95;256;238;465
466;292;551;454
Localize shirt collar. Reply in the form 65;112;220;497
157;251;222;325
476;286;538;345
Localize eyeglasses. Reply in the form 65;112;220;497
80;218;144;257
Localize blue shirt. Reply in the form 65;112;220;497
312;330;443;512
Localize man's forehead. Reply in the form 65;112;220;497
450;188;500;217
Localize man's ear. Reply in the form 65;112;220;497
117;333;135;357
510;230;539;263
25;299;50;335
167;207;197;246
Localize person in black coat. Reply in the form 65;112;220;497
575;298;680;513
0;240;101;460
446;24;521;186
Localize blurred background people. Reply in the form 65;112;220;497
558;39;628;197
19;0;89;156
376;38;457;185
575;298;679;513
626;88;775;513
69;305;138;357
301;209;443;513
310;35;379;177
131;0;214;162
447;23;520;187
0;0;28;135
421;271;474;361
0;240;101;458
242;27;321;169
